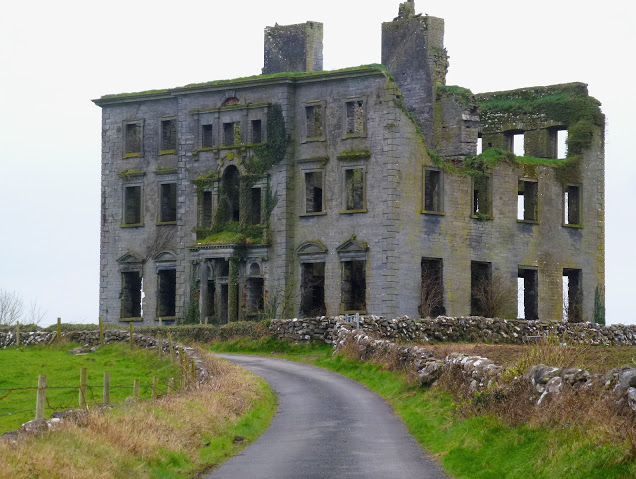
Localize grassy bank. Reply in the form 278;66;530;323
0;343;180;432
0;352;276;479
210;339;636;479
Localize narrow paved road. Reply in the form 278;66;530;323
207;354;449;479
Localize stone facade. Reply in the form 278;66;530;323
93;1;605;326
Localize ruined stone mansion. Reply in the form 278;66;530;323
94;1;605;326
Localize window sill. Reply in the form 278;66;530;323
119;317;143;322
517;219;539;225
155;316;176;322
302;137;325;144
157;221;177;226
342;133;367;139
563;223;583;229
421;210;445;216
159;149;176;156
154;168;178;175
300;211;327;217
340;209;367;214
124;152;142;158
471;214;493;221
120;223;144;228
199;146;215;152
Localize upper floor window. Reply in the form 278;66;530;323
564;185;581;226
472;175;492;219
518;179;538;222
159;183;177;223
223;122;241;146
303;170;324;214
305;103;324;140
201;124;214;148
124;121;143;157
123;185;142;226
344;167;365;212
344;99;365;137
423;168;443;213
251;120;262;144
160;119;177;153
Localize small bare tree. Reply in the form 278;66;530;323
472;272;517;318
419;263;444;318
25;300;47;325
0;290;24;326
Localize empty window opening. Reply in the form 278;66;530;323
250;187;262;225
204;280;215;321
513;133;525;156
420;258;445;318
220;284;229;324
246;278;265;315
300;262;326;317
472;176;491;217
161;119;177;151
517;180;538;221
160;183;177;223
424;169;443;212
304;171;323;213
157;269;176;317
477;137;483;154
345;100;364;135
121;271;142;318
125;123;141;154
470;261;492;316
201;191;213;228
517;268;538;320
202;124;213;148
123;185;142;225
563;269;582;322
221;166;241;222
345;168;364;211
217;260;229;278
251;120;262;144
558;129;568;158
564;185;581;225
223;122;241;146
249;263;261;276
341;260;366;311
306;105;323;138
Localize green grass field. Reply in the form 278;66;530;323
0;343;180;433
210;339;636;479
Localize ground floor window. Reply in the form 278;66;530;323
420;258;444;317
300;262;326;317
341;260;366;311
157;269;176;317
121;271;142;318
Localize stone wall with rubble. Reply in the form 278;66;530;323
268;316;636;346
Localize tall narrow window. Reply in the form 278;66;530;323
564;185;581;225
201;191;213;228
125;123;142;156
121;271;142;318
157;269;176;317
470;261;492;316
202;124;214;148
344;168;365;211
161;119;177;152
306;104;323;139
159;183;177;223
341;260;366;311
304;171;324;213
221;166;240;222
563;268;582;322
420;258;444;317
424;169;443;213
518;180;538;221
246;278;265;315
558;129;568;159
505;131;524;156
223;122;241;146
345;100;365;136
472;176;491;218
251;120;262;144
123;186;142;225
300;262;326;317
518;267;538;320
250;187;262;225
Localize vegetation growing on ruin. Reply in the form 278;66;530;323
336;150;371;161
436;85;475;108
118;169;144;179
246;104;289;174
196;222;265;245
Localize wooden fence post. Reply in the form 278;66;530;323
168;332;175;361
168;377;175;395
152;376;158;399
103;371;110;405
133;379;140;400
56;318;61;341
79;367;88;409
15;321;20;347
99;317;104;346
35;374;46;420
129;322;134;349
191;359;196;384
157;331;163;357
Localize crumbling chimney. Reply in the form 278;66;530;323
263;21;323;75
382;1;448;145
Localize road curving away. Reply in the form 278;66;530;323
206;354;450;479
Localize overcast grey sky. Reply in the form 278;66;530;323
1;0;634;325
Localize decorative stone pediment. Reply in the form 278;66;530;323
297;241;327;256
153;251;177;262
336;239;368;261
116;251;144;264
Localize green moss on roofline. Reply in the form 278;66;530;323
437;85;475;108
97;64;388;102
477;82;603;127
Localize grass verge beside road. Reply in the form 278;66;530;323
210;339;636;479
0;351;276;479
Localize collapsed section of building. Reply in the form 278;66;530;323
93;1;605;325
